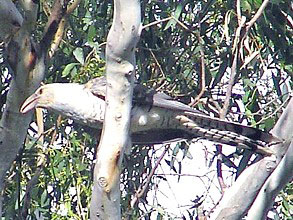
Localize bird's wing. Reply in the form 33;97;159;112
85;75;198;111
85;76;195;111
84;76;107;98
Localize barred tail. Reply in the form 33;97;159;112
176;112;281;155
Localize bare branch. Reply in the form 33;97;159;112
0;0;76;215
211;155;277;220
41;0;69;52
131;145;169;207
236;0;242;26
49;0;81;57
247;141;292;219
219;16;246;119
212;97;293;219
246;0;270;31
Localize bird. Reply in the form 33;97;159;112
20;76;281;155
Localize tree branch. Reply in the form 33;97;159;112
246;0;270;31
41;0;70;52
212;97;293;219
0;0;23;41
246;98;293;219
0;1;44;215
130;145;169;207
0;0;75;215
219;16;246;119
90;1;141;219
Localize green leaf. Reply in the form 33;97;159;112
62;63;79;77
164;19;176;31
87;25;96;43
88;41;100;51
77;163;87;171
281;82;290;102
164;3;184;30
41;190;48;207
73;47;85;65
174;3;183;20
243;78;255;89
282;199;290;213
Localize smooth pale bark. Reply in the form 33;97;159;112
0;0;45;215
212;98;293;220
0;0;71;215
246;99;293;219
0;0;23;41
211;155;277;219
90;0;141;219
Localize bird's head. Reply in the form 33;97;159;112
20;85;56;114
20;82;105;128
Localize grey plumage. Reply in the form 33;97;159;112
20;76;281;155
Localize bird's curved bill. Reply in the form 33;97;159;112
20;94;39;114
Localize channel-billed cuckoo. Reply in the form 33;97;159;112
20;76;280;155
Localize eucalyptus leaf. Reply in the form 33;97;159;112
62;63;80;77
73;47;85;65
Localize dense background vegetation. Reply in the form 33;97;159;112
0;0;292;219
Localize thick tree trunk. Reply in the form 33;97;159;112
0;0;71;215
0;1;44;215
90;0;141;219
0;0;23;41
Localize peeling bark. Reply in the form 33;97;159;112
90;0;141;219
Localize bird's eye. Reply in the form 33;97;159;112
39;88;43;95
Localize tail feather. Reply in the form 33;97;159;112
182;112;280;143
176;113;281;155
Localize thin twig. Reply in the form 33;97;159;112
142;17;172;30
190;29;206;107
66;0;81;14
130;145;169;207
216;145;226;193
246;0;270;31
248;92;292;117
253;94;291;126
219;17;246;119
149;49;166;78
49;0;81;58
236;0;242;26
154;170;216;178
219;50;237;119
171;16;191;32
142;15;196;35
36;108;44;144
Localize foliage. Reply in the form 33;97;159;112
0;0;292;219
